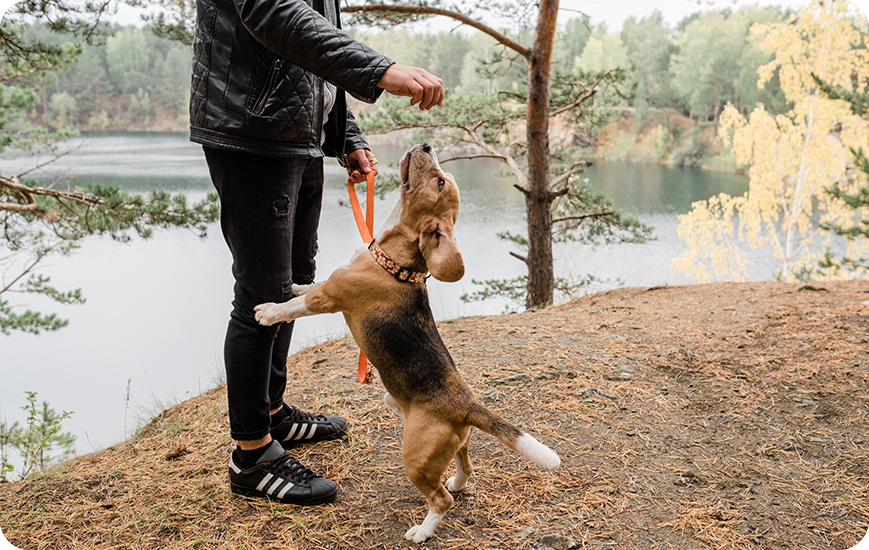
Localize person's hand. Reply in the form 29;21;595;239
346;149;378;184
377;64;444;111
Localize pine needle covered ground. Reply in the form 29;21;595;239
2;281;868;550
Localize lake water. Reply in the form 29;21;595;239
0;132;759;462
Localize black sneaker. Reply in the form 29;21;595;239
228;440;338;505
271;406;348;449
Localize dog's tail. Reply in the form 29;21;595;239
466;403;560;470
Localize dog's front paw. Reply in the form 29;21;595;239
404;524;433;544
253;302;282;326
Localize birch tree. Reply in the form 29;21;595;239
672;0;869;283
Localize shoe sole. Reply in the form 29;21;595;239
230;482;337;506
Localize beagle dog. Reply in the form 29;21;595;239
254;144;560;543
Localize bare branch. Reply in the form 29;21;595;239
498;90;526;102
509;251;528;263
457;123;528;188
442;153;508;163
0;176;37;213
16;141;84;179
552;212;614;224
0;243;59;295
342;4;530;59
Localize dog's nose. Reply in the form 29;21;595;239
420;143;432;153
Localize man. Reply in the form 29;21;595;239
190;0;444;505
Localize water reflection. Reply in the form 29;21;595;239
584;160;748;215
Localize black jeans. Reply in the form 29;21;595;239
204;147;324;441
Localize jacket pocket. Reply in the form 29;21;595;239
252;58;282;116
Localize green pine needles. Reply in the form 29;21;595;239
0;14;220;335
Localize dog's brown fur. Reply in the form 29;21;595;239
254;144;559;542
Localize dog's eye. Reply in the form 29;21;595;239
437;177;445;191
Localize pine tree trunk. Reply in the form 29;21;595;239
524;0;559;309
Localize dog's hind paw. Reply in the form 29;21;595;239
404;525;433;544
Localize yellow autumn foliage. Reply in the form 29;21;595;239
672;0;869;283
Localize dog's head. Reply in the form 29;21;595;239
399;143;464;283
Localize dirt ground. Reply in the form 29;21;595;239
1;280;868;550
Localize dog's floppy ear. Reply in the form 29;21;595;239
419;219;464;282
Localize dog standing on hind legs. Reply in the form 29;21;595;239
254;143;560;543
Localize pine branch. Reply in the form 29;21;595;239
342;4;530;58
0;175;100;213
549;69;624;118
549;160;591;192
550;89;595;118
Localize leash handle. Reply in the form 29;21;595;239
347;171;376;383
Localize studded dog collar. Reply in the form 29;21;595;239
369;240;428;284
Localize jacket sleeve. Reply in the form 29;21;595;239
344;108;369;155
231;0;393;103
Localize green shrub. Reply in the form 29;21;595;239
670;136;711;168
0;392;76;481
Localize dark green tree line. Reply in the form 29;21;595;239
25;4;798;134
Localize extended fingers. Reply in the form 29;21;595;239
378;64;444;111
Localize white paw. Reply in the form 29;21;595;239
444;476;466;492
405;525;433;543
253;303;281;326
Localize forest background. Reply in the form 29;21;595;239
19;5;800;172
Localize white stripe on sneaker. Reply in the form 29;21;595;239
295;424;310;440
265;478;282;495
229;457;242;474
283;423;299;441
276;481;295;499
255;473;274;492
305;424;317;440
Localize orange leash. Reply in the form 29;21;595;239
347;171;375;383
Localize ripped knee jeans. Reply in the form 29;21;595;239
203;147;323;441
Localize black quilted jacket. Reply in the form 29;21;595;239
189;0;394;160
